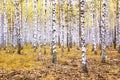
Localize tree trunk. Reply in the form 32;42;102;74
118;0;120;53
81;0;88;73
91;1;97;54
52;0;57;64
44;0;47;54
3;0;8;50
61;1;64;57
15;0;21;54
101;0;107;63
33;0;38;52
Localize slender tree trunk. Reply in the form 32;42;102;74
81;0;88;73
52;0;57;64
113;1;118;49
14;0;21;54
118;0;120;53
33;0;38;52
101;0;107;63
10;0;13;47
79;0;81;48
3;0;8;50
0;5;2;48
24;0;29;46
99;0;102;50
91;1;97;54
61;1;64;57
69;0;72;49
20;0;23;50
38;9;42;61
44;0;47;54
58;0;61;48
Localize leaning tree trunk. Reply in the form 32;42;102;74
80;0;88;73
52;0;57;64
101;0;107;63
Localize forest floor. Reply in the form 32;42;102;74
0;45;120;80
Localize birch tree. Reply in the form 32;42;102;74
3;0;8;50
9;0;13;47
23;0;29;45
101;0;107;63
44;0;47;54
14;0;21;54
116;0;120;53
0;5;2;47
91;0;97;54
33;0;38;52
52;0;57;64
58;0;61;48
81;0;88;73
61;0;65;57
37;9;42;61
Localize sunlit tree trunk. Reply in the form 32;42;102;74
81;0;88;73
52;0;57;64
101;0;107;63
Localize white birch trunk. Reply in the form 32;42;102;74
14;0;21;54
91;1;97;54
33;0;38;52
0;6;2;46
118;0;120;53
61;1;65;57
101;0;107;63
52;0;57;64
3;0;8;50
38;9;42;60
81;0;88;72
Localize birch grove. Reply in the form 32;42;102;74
0;0;120;73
